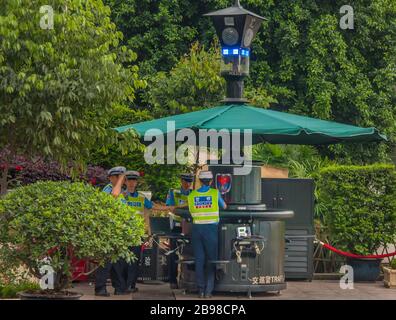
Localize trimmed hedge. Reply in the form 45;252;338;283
317;164;396;255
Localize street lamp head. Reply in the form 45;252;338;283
204;1;266;103
204;1;266;50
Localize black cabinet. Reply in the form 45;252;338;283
262;178;315;280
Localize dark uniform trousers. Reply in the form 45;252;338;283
126;245;142;289
95;259;127;293
192;223;219;295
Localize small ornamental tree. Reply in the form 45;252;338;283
0;0;145;195
0;181;145;292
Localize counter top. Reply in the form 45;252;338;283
175;208;294;220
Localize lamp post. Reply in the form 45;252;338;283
204;0;266;104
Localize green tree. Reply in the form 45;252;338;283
0;0;145;194
144;42;274;117
105;0;395;163
88;104;186;201
144;42;225;117
248;0;396;162
103;0;220;76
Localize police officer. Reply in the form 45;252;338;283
165;173;194;289
123;170;154;292
95;166;128;297
187;171;227;298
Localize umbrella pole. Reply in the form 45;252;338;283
192;147;200;190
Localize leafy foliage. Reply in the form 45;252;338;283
143;41;275;117
0;0;145;193
0;281;40;299
107;104;153;129
90;147;184;201
0;149;108;189
252;143;328;171
245;0;395;162
105;0;395;162
88;104;186;200
103;0;219;76
144;42;225;117
142;164;183;201
316;164;396;255
0;181;145;291
0;247;39;295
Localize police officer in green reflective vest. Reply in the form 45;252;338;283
95;166;127;297
165;173;194;289
123;170;153;292
188;171;227;298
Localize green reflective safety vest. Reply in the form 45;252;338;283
188;188;219;224
124;192;145;216
172;188;191;222
104;184;126;202
119;193;126;202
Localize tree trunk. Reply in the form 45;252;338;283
55;272;70;292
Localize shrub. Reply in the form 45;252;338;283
0;181;145;292
0;151;108;189
317;164;396;255
0;281;40;299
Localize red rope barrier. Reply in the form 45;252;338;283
319;241;396;259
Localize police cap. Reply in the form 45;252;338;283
180;173;194;182
108;166;126;176
125;170;140;179
198;171;213;180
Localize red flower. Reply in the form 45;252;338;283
90;177;97;185
139;171;145;177
15;165;23;172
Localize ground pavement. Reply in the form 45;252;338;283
73;280;396;300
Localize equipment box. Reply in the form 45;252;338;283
138;239;169;282
262;178;315;280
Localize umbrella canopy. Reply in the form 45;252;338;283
115;104;387;145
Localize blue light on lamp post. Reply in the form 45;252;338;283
204;0;266;103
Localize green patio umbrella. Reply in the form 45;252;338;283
115;104;387;145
